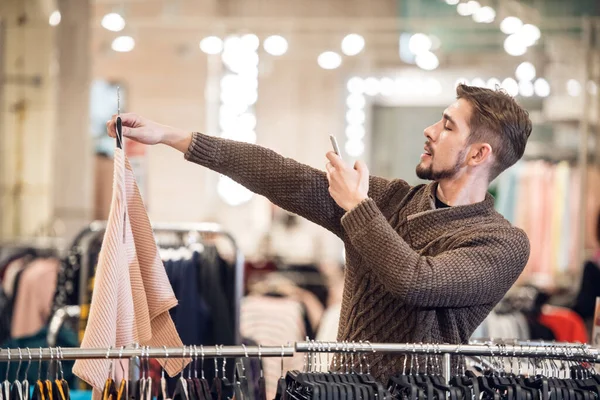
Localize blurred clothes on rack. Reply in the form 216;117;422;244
0;245;61;344
495;162;600;287
11;258;59;338
539;305;588;342
73;148;185;396
247;273;324;335
471;286;588;343
240;295;308;399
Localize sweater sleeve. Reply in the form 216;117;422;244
341;198;530;308
184;132;393;235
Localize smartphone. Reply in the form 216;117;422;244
329;135;342;159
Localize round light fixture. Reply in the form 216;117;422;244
199;36;224;55
341;33;365;56
415;51;439;71
409;33;432;54
515;62;536;82
500;16;523;34
263;35;288;56
111;36;135;52
534;78;550;97
504;34;527;56
317;51;342;70
49;10;61;26
101;13;125;32
502;78;519;96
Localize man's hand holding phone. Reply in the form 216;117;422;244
325;135;369;211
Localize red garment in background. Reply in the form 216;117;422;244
538;305;588;343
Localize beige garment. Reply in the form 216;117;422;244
73;148;185;396
10;258;59;338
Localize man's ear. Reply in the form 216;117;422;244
468;143;493;166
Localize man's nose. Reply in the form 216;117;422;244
424;123;436;141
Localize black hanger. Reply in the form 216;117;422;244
115;87;123;149
173;347;190;400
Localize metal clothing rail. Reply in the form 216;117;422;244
0;345;295;361
295;341;600;360
295;341;600;382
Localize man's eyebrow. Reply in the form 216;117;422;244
443;112;456;126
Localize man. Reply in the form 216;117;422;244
107;84;531;381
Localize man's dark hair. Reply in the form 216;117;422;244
456;84;532;181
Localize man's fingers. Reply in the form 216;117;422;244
326;151;345;169
106;119;116;137
354;160;369;176
325;162;335;175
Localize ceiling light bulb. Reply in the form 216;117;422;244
471;78;486;88
424;78;442;96
380;77;395;96
515;61;536;82
345;139;365;157
473;6;496;23
534;78;550;97
111;36;135;52
504;34;527;56
241;34;260;51
346;94;366;109
199;36;224;54
457;3;471;16
415;51;439;71
341;33;365;56
347;77;365;94
49;10;61;26
364;77;381;96
445;0;460;5
101;13;125;32
567;79;581;97
455;78;469;88
487;78;502;90
502;78;519;96
519;80;534;97
409;33;432;54
500;16;523;34
520;24;541;46
466;1;481;15
317;51;342;70
263;35;288;56
345;125;366;140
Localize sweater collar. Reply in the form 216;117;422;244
407;182;496;222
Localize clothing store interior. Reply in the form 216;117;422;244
2;0;600;399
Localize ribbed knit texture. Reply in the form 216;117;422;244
185;132;530;383
73;148;185;397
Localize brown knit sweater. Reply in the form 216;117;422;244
184;132;530;381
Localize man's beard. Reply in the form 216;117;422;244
416;148;466;181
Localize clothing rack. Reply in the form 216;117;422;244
295;341;600;382
0;345;295;361
68;220;245;344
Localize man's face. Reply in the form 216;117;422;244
416;98;473;181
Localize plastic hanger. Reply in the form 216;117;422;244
21;348;32;400
173;346;189;400
209;346;222;400
102;347;118;400
189;346;205;400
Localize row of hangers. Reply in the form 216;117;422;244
1;347;70;400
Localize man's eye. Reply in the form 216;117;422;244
444;124;452;131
